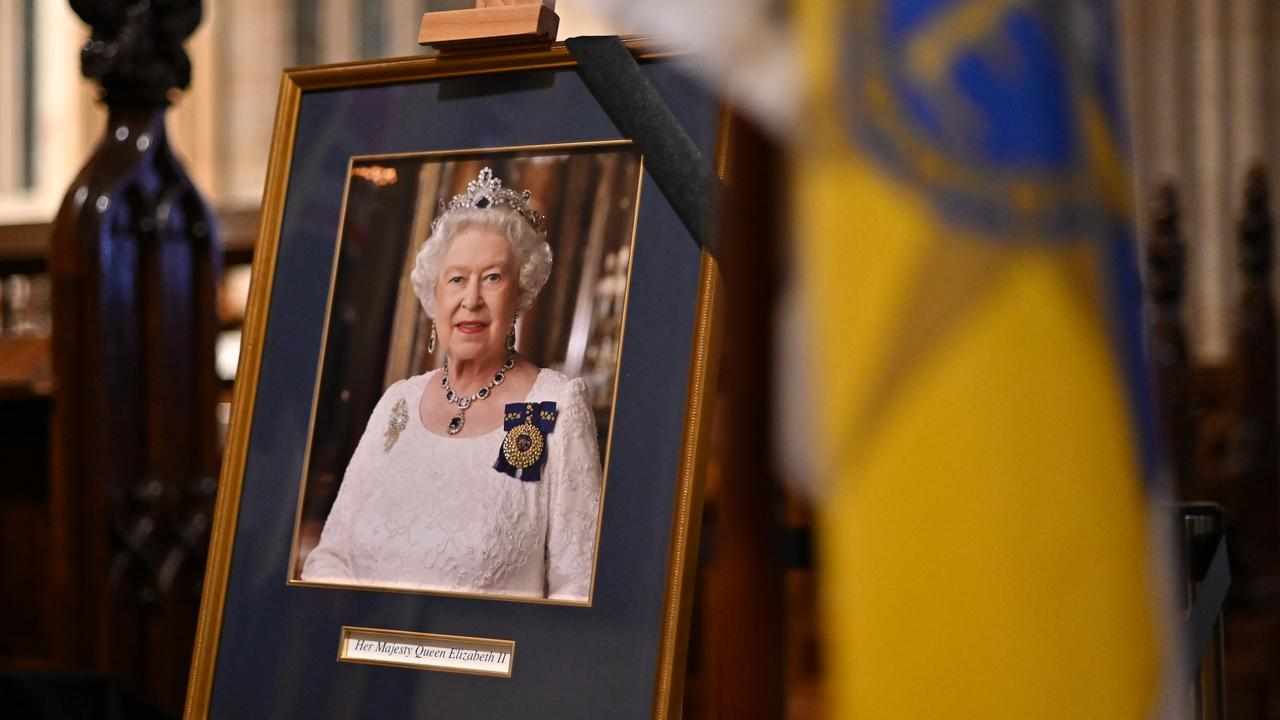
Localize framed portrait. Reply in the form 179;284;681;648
290;143;644;604
186;40;725;720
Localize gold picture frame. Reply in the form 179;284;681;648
185;39;725;720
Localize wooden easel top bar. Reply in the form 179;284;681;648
419;0;560;51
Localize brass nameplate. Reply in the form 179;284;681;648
338;626;514;677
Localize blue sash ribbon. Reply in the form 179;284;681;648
493;401;558;482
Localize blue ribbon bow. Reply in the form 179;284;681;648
493;401;558;482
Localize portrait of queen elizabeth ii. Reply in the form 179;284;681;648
298;162;622;602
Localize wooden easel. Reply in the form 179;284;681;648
419;0;559;51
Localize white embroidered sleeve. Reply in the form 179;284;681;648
544;378;604;601
301;381;405;581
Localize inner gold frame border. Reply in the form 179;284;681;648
285;138;644;607
183;39;727;720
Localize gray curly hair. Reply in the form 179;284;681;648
410;207;553;319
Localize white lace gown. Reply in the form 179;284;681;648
301;369;603;601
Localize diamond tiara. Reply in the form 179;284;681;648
433;167;547;234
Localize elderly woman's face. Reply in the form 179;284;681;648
434;225;519;364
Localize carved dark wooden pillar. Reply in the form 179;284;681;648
48;1;220;714
1145;184;1195;497
1231;166;1279;588
699;113;785;720
1220;168;1280;720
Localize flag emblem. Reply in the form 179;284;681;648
839;0;1126;240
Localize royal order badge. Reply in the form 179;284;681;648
494;401;557;481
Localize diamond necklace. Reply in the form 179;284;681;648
440;351;516;435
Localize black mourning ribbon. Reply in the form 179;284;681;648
565;35;718;255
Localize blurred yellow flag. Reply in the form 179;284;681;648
795;1;1166;717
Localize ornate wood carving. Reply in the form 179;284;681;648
697;113;785;720
1148;171;1280;719
1146;183;1195;496
44;0;219;713
1222;166;1280;720
1231;166;1279;590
